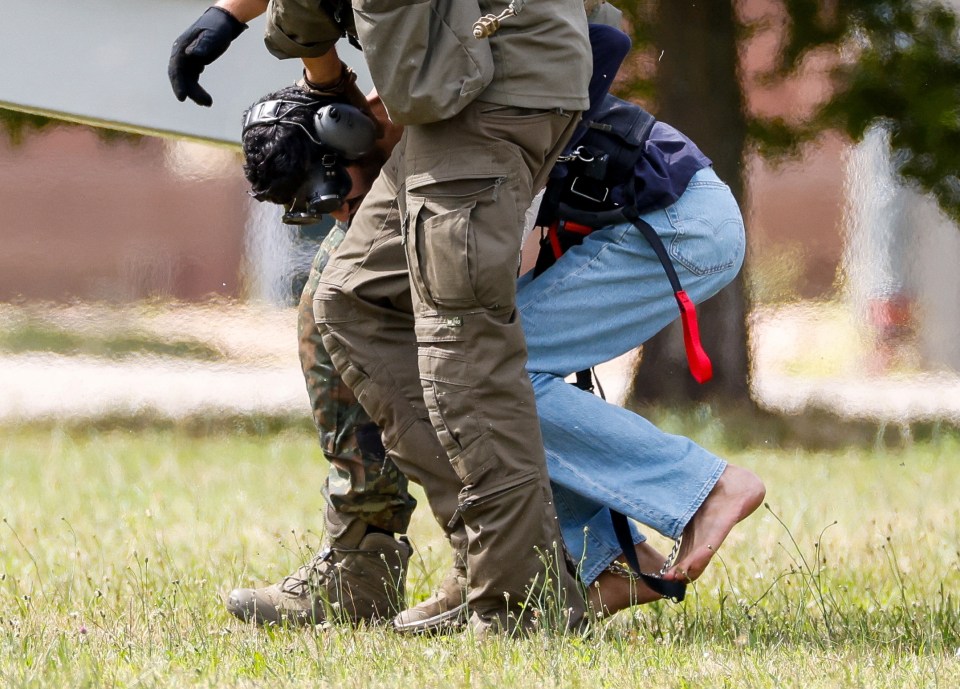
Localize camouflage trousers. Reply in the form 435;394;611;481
298;225;417;540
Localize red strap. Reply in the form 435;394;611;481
547;220;593;260
675;290;713;383
548;224;564;259
562;220;594;236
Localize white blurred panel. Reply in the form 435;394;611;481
0;0;371;143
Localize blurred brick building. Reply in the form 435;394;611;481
0;126;248;302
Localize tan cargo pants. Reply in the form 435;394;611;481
314;100;586;631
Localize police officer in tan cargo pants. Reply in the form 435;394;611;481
169;0;594;634
312;1;593;633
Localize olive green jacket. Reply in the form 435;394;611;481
263;0;591;120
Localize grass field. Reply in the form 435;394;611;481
1;423;958;688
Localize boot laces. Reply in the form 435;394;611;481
279;542;382;595
280;547;336;595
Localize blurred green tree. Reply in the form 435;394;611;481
0;107;140;146
621;0;960;406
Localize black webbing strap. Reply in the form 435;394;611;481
610;511;686;602
620;206;683;293
574;369;593;392
558;203;686;295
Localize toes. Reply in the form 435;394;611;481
661;566;687;583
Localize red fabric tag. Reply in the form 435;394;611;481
675;290;713;383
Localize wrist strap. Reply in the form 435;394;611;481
300;62;357;97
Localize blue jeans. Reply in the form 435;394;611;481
517;167;746;584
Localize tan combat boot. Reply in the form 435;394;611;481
393;555;468;634
226;533;411;626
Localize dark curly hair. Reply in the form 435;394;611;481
242;85;388;210
241;85;332;205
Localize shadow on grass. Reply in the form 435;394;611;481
632;400;960;452
6;402;960;450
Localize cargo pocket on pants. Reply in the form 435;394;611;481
405;174;510;311
417;200;477;308
417;329;482;461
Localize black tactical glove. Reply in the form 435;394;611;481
168;6;248;107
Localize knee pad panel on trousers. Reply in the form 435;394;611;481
317;331;369;408
442;428;497;487
422;379;484;460
314;282;355;326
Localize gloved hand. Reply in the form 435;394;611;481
168;6;248;107
298;63;385;138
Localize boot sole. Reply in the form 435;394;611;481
392;603;468;635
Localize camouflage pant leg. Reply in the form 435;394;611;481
298;225;417;538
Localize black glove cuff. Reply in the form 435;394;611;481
203;6;249;40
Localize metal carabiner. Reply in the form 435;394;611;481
473;0;526;39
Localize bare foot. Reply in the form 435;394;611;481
662;464;765;583
588;541;665;616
